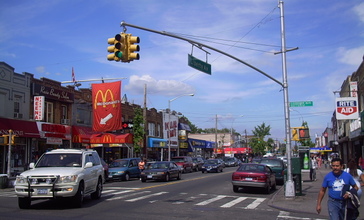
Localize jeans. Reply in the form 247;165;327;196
327;197;346;220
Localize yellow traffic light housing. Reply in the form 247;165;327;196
0;136;9;145
292;128;299;141
125;34;140;62
107;33;127;62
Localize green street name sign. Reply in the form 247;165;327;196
188;54;211;75
289;101;313;107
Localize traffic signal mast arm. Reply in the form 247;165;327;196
120;21;283;87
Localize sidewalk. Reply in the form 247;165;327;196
269;167;364;220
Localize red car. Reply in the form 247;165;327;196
231;163;276;194
171;156;193;173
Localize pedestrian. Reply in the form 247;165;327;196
316;158;358;220
344;159;364;199
358;156;364;170
138;158;146;180
310;154;318;181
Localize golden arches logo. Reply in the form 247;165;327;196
102;134;112;143
94;89;118;109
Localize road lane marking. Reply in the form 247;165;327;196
221;196;248;208
125;192;168;202
195;195;227;206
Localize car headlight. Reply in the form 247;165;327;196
58;175;78;183
212;166;217;168
117;171;125;174
157;172;166;175
202;166;206;168
15;175;27;185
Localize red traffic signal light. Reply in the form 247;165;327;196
299;128;310;139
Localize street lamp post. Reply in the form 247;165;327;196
167;93;194;161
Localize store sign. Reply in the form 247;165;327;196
335;97;359;120
34;96;45;121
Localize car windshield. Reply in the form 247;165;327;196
171;158;184;163
36;154;82;167
260;160;282;167
238;164;265;172
205;160;218;165
225;158;234;162
149;162;169;169
109;160;128;168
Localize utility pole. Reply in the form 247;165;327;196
143;84;148;159
215;114;218;158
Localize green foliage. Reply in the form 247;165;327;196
250;122;271;154
132;107;144;155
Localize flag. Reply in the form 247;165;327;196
72;67;76;82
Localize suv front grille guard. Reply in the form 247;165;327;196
26;175;60;198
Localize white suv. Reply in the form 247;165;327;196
14;149;104;209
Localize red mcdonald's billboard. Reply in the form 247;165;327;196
92;81;122;132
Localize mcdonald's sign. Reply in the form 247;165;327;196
92;81;122;132
102;134;114;143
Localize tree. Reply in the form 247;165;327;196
250;122;271;154
132;107;144;156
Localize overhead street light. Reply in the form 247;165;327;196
167;93;194;161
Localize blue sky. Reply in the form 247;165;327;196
1;0;363;143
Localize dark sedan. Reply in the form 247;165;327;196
201;159;224;173
231;163;276;194
259;158;286;185
140;161;182;182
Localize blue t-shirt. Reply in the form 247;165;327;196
322;171;356;200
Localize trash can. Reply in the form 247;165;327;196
291;157;302;196
0;174;8;189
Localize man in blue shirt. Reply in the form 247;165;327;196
316;158;358;220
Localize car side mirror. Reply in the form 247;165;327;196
29;162;35;169
85;162;93;168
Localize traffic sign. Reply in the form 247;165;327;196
289;101;313;107
188;54;211;75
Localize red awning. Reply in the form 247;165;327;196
90;133;133;144
0;117;40;138
72;126;99;143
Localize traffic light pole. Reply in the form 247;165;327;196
121;0;296;197
7;129;13;177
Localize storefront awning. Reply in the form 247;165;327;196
0;117;40;138
90;133;133;144
72;126;98;143
310;147;332;153
148;137;167;148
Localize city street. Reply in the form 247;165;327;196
0;167;326;220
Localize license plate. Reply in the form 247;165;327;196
245;178;253;181
108;175;112;178
37;189;48;195
207;168;211;171
147;175;152;178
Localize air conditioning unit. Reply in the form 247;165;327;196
14;113;23;119
61;119;70;125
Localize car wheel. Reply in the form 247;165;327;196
18;197;31;209
141;177;147;182
91;177;102;200
233;186;239;193
189;167;193;173
177;172;181;180
164;174;170;182
264;183;270;194
72;182;84;208
272;181;277;190
202;171;205;173
124;173;130;181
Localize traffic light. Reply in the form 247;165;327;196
107;33;127;62
0;136;8;145
299;128;310;139
292;128;299;141
125;33;140;62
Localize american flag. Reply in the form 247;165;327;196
72;67;76;82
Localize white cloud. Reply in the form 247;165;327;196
353;2;364;23
337;46;364;66
124;75;195;96
36;66;45;73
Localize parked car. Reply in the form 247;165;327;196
140;161;182;182
14;149;104;209
259;158;286;185
224;157;239;167
100;158;109;183
251;158;262;164
192;157;204;171
108;158;141;181
201;159;224;173
171;156;193;173
231;163;276;194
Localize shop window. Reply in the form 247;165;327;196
148;122;155;136
45;102;54;123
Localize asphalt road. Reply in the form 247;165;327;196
0;166;325;220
